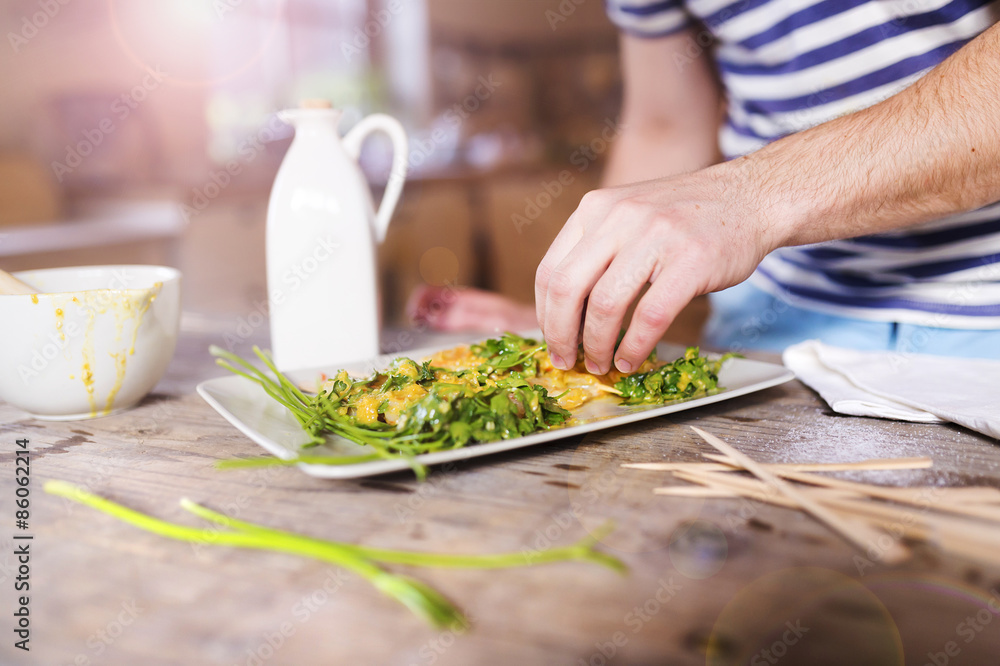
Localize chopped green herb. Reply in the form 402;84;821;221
470;332;546;376
211;344;568;479
211;338;734;477
614;347;737;405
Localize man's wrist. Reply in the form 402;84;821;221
713;152;801;257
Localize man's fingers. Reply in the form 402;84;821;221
542;241;615;370
535;216;585;332
615;272;696;373
581;252;656;374
536;190;620;332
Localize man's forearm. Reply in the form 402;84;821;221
603;121;722;188
536;22;1000;374
602;30;724;189
734;22;1000;250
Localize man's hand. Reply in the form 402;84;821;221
535;163;774;373
537;22;1000;373
534;29;727;373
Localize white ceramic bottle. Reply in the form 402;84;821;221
266;101;408;371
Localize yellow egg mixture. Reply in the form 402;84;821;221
327;343;660;427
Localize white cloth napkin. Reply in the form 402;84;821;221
782;340;1000;439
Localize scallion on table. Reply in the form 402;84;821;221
44;480;625;630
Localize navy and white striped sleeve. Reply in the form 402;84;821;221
605;0;695;38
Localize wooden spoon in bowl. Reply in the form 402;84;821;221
0;269;39;295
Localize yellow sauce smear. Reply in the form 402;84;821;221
75;283;161;417
81;305;98;417
103;352;129;415
128;283;159;356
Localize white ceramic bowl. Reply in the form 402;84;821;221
0;265;181;420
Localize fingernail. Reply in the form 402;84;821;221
585;359;600;374
615;358;632;373
550;353;566;370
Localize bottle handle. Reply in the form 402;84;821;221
342;114;409;244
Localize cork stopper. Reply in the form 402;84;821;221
300;99;333;109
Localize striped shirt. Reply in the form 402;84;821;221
607;0;1000;328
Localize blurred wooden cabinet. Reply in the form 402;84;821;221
483;168;598;304
178;196;267;319
0;155;62;227
378;168;595;321
378;181;477;323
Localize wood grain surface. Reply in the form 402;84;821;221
1;330;999;666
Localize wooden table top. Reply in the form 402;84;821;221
2;329;999;666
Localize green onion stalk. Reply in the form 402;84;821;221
44;481;624;630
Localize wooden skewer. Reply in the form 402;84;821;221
659;475;1000;568
0;268;38;295
669;470;920;526
810;484;1000;506
683;454;1000;505
656;480;986;512
671;469;1000;535
931;532;1000;568
667;472;922;544
656;476;857;502
592;383;623;396
668;469;856;506
668;469;928;557
778;470;1000;522
681;468;1000;538
829;496;1000;547
689;426;911;564
654;486;749;498
873;504;1000;566
629;461;749;472
933;488;1000;504
653;482;850;500
624;455;933;474
701;452;934;472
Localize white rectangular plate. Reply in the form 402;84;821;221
197;342;794;479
